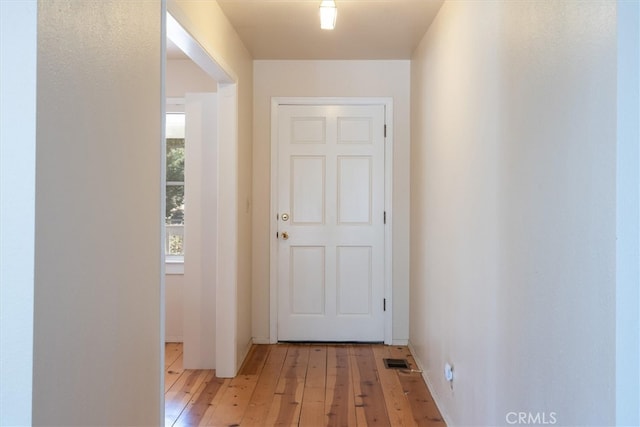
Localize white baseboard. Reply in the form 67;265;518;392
408;340;453;427
391;339;409;346
165;336;183;343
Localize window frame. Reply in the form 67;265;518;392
165;99;185;274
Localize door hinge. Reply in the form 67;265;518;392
384;211;386;224
384;124;387;138
383;298;387;311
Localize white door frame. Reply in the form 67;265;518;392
166;6;240;378
269;97;394;345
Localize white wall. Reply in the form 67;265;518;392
166;59;217;98
169;0;254;373
252;60;411;343
616;1;640;424
410;1;618;425
165;275;184;342
32;1;163;425
0;1;36;425
183;93;218;368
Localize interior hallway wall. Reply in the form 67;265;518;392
252;60;411;343
32;1;163;424
410;1;618;425
165;274;184;342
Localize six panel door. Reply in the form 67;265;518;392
277;104;386;341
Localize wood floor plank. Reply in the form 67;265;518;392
240;345;289;426
165;353;185;393
200;374;260;426
303;346;326;389
372;345;417;427
324;346;357;427
350;345;391;426
165;370;212;426
299;346;327;426
264;345;310;426
192;377;233;426
166;343;182;368
349;346;367;426
239;344;270;375
172;371;225;427
396;371;446;426
388;346;446;426
189;374;227;426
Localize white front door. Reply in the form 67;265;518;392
276;104;386;341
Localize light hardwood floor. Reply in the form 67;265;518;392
165;342;445;427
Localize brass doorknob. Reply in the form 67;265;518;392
281;232;289;240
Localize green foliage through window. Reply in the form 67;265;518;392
166;131;185;256
166;138;185;224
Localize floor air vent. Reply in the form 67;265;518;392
383;358;410;369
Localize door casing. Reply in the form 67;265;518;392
269;97;394;344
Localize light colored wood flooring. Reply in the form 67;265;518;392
165;342;445;427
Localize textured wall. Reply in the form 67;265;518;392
33;1;163;424
410;1;617;425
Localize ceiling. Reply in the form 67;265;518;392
204;0;444;60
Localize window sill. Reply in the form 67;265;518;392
165;258;184;275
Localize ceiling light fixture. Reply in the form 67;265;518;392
319;0;337;30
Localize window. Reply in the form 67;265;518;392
166;112;185;260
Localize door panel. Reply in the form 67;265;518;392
292;117;326;143
337;156;372;224
290;246;325;315
291;156;325;224
337;117;372;143
336;246;372;315
277;104;385;342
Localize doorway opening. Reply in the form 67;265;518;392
162;9;241;422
